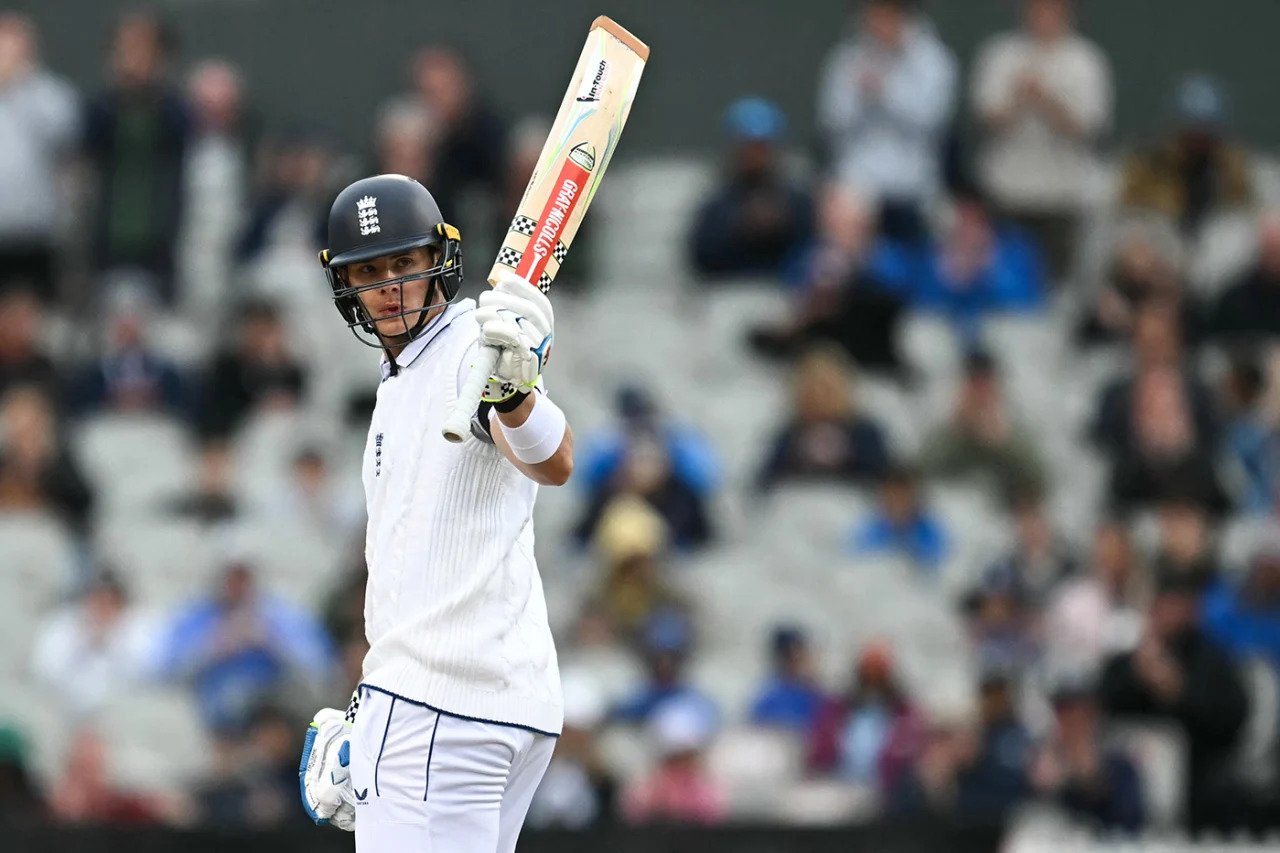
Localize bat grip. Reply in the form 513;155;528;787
442;344;502;443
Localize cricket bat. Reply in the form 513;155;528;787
441;15;649;442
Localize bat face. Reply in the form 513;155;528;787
488;16;649;294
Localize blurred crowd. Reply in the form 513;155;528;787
0;0;1279;842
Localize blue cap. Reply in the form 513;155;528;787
724;97;786;142
1176;74;1226;126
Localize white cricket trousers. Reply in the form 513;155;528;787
349;685;557;852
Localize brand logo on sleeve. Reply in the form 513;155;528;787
374;432;384;477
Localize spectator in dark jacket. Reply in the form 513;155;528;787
406;46;506;221
82;11;190;304
1151;498;1221;592
0;284;57;401
1091;303;1218;461
67;282;187;419
748;625;826;731
748;184;907;375
0;383;94;534
1100;572;1249;831
1210;213;1280;343
1076;222;1206;348
1106;366;1229;515
691;98;813;278
757;346;890;491
1032;681;1145;833
198;299;306;440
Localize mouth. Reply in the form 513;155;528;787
376;303;404;318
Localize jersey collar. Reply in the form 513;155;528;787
379;298;474;381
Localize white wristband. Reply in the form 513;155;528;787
491;393;566;465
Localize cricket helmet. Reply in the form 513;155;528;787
319;174;464;350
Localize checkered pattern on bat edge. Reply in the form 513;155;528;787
552;242;568;263
510;215;537;236
537;273;552;293
496;246;522;268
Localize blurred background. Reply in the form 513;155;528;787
0;0;1278;850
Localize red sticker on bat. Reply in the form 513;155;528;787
515;157;590;285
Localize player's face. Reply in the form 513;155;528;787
347;247;440;340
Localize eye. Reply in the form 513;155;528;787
357;264;376;275
395;256;414;269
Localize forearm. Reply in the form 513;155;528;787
492;393;575;486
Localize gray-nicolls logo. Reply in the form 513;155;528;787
357;195;380;236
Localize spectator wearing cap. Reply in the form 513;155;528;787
156;561;334;734
612;608;714;725
1100;572;1249;831
1120;74;1254;239
82;10;191;305
621;694;727;825
808;641;924;792
1202;534;1280;669
847;465;950;573
31;570;156;719
747;184;908;375
1217;356;1278;515
906;191;1047;343
921;350;1046;502
1044;522;1146;677
1031;680;1145;832
197;298;307;440
67;282;189;419
748;625;827;731
690;97;814;278
755;345;891;492
0;13;79;300
971;0;1112;280
588;497;686;644
526;672;619;829
1210;212;1280;344
817;0;957;244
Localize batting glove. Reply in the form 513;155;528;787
299;707;356;832
474;272;554;404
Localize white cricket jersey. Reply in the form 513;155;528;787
359;298;563;736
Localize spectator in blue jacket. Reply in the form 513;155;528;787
909;192;1046;343
156;561;334;734
1219;357;1278;515
1203;536;1280;668
748;625;826;731
848;465;949;572
613;608;716;725
690;98;814;278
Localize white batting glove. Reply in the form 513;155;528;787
474;272;553;404
299;707;356;832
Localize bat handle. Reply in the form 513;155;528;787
442;344;502;443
